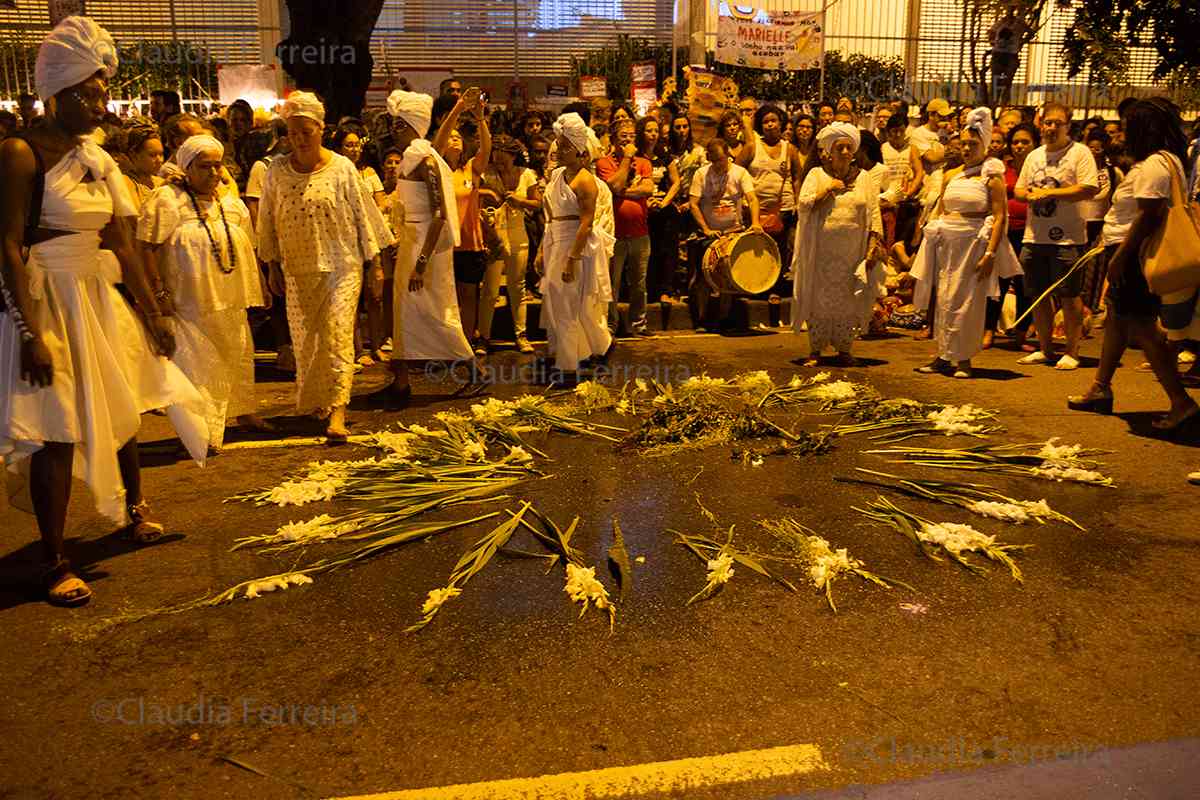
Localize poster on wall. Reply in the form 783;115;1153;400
630;60;657;116
683;65;740;145
716;6;824;71
579;76;607;99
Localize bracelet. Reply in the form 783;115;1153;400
0;275;36;342
984;250;994;257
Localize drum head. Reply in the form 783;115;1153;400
728;232;781;294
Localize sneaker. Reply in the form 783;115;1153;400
1179;350;1197;365
380;338;393;353
1189;471;1200;485
473;339;489;357
1054;354;1080;371
633;328;656;338
1018;351;1049;365
516;336;535;354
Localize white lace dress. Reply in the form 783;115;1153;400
791;167;884;352
256;153;393;414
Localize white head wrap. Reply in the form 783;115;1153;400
963;106;993;143
553;112;601;160
35;16;118;102
816;121;861;156
281;91;325;124
175;134;224;172
387;90;434;138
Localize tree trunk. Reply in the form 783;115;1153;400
278;0;386;123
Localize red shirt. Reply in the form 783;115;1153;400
1005;163;1027;231
596;154;651;239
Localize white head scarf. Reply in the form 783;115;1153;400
387;90;434;138
35;16;118;102
175;135;224;172
281;91;325;124
963;107;993;144
553;112;601;161
816;121;861;156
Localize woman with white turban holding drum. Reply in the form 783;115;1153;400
911;108;1020;379
138;135;269;449
791;121;886;367
532;112;616;380
257;91;393;441
371;89;477;407
0;17;208;606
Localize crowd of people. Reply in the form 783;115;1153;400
2;16;1199;607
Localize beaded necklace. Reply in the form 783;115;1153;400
184;185;236;274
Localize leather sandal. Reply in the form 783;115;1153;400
43;558;91;607
121;500;166;544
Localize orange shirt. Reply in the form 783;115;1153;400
453;166;484;252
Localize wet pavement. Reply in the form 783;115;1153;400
2;327;1198;800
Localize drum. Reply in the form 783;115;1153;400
702;230;781;294
890;303;927;330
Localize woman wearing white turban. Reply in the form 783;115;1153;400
791;121;886;366
138;135;270;448
258;91;394;439
911;108;1021;378
371;88;479;407
0;17;208;606
531;112;616;379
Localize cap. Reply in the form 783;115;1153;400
926;98;952;117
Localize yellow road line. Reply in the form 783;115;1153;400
328;743;827;800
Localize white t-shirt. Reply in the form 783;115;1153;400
690;162;756;232
909;125;944;203
1081;164;1122;223
1100;152;1178;247
880;141;912;203
1016;140;1100;245
244;159;269;200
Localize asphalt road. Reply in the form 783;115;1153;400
2;326;1198;800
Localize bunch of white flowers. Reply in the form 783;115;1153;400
505;445;533;465
271;514;355;544
470;397;516;424
460;440;487;462
677;374;730;398
805;536;857;590
734;370;775;398
807;380;859;401
573;380;614;409
369;431;416;456
245;573;312;600
968;500;1031;523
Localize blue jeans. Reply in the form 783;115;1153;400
609;234;650;333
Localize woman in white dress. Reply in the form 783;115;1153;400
532;113;616;380
912;109;1021;378
0;17;208;606
139;135;269;449
372;89;478;407
791;122;886;367
257;92;393;441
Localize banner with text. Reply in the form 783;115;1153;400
716;7;824;71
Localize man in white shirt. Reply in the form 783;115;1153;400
1014;101;1100;370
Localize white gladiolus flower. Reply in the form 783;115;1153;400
434;410;470;425
805;537;857;589
706;553;735;585
635;378;648;392
1038;437;1084;462
918;522;995;555
811;372;831;383
808;380;858;400
926;405;986;435
615;400;630;415
273;514;344;543
461;440;487;462
421;586;462;615
735;370;775;397
265;478;343;507
245;572;312;600
1033;464;1111;485
471;397;515;423
968;500;1030;523
789;375;804;388
564;564;612;611
370;431;416;456
573;381;613;407
678;374;729;397
505;445;533;464
652;394;670;406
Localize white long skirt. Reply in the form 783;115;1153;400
171;306;257;448
539;219;612;371
284;268;361;415
912;217;1021;363
392;219;474;362
0;233;208;525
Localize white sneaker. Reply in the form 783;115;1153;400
1054;354;1080;371
1018;351;1049;365
1189;471;1200;485
1179;350;1197;365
